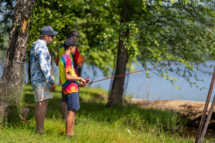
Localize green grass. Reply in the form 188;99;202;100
0;85;213;142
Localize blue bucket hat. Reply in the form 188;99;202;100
40;26;58;36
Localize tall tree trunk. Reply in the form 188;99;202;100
107;0;130;108
0;0;36;124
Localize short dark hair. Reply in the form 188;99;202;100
66;30;79;38
64;45;76;51
64;38;80;51
39;35;45;39
64;45;70;51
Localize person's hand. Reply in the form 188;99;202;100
79;81;86;87
49;83;56;92
79;78;86;85
77;62;84;68
85;78;89;83
51;76;55;81
82;56;85;61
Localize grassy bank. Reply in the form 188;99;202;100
0;85;210;142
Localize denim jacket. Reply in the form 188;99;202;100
30;39;54;84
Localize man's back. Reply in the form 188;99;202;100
30;39;53;83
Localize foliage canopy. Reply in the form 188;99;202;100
0;0;215;88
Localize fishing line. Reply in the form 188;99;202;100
88;63;176;85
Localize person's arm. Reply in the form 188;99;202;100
65;72;86;84
73;47;84;68
79;81;87;87
77;62;83;68
36;45;54;84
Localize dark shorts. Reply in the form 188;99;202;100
61;90;67;102
66;92;80;111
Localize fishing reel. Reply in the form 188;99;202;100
85;78;89;83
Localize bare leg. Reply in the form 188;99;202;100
71;112;76;135
61;102;67;120
66;109;76;136
35;99;49;134
34;103;39;131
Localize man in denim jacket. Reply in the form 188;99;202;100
30;26;58;134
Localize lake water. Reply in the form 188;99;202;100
15;61;215;102
52;61;215;102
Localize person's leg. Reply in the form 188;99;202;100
61;90;67;120
66;92;79;136
66;109;76;136
34;102;39;131
33;81;52;133
71;110;76;135
35;99;49;134
61;102;67;120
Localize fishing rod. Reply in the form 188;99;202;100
86;63;176;85
83;22;176;85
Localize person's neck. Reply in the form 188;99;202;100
65;50;71;55
42;39;48;43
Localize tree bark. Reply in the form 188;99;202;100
0;0;36;124
107;0;130;108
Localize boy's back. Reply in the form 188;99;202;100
59;54;79;94
56;45;83;76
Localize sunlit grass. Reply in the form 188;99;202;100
0;85;213;142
